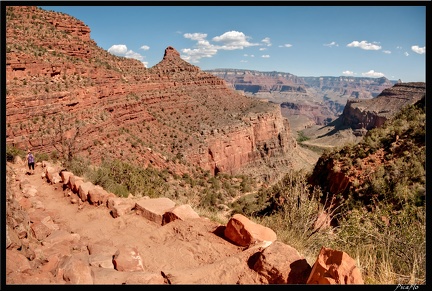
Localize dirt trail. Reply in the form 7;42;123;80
7;161;266;284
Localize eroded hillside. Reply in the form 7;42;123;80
6;6;304;182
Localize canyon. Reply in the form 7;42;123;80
5;6;303;183
4;5;426;286
205;69;397;131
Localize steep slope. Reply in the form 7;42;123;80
5;6;299;180
339;82;426;131
308;94;425;211
298;82;425;151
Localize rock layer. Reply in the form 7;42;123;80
340;82;426;130
5;6;297;179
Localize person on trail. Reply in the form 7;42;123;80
26;149;35;175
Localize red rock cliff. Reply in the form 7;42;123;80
5;6;298;179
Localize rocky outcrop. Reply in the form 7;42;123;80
340;82;426;130
5;6;297;180
187;107;296;176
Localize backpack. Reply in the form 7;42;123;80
28;153;34;163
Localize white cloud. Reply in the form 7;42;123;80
181;46;218;63
181;32;218;63
140;45;150;51
411;45;425;54
250;54;255;58
382;50;391;54
262;37;272;46
107;44;147;66
347;40;381;50
125;50;144;61
342;70;355;76
404;52;409;57
184;33;208;41
324;41;339;47
108;44;128;55
259;48;267;51
278;44;292;48
261;55;270;58
396;46;403;50
181;30;260;63
212;30;259;50
240;60;248;63
362;70;385;78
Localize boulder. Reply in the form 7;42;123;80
68;175;84;193
110;201;135;218
107;196;135;218
45;166;62;184
89;254;115;269
253;241;311;284
112;246;144;272
162;204;200;225
307;246;364;284
57;255;93;284
22;185;38;198
224;214;277;247
78;181;94;202
6;249;32;274
31;220;53;241
135;197;176;225
60;171;73;185
88;186;109;206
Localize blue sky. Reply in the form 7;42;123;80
40;5;426;82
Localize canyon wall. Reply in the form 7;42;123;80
5;6;297;178
340;82;426;130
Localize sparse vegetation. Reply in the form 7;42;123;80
296;130;310;143
225;99;426;284
5;5;425;284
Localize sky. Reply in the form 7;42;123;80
39;4;427;82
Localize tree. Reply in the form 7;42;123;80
52;113;86;163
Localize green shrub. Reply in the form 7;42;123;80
6;145;25;162
296;130;310;142
65;156;91;177
35;152;49;163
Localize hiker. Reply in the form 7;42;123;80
26;149;35;175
